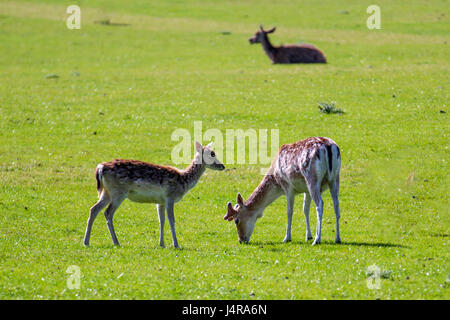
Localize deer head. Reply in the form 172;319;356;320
248;25;276;44
224;193;261;243
195;141;225;171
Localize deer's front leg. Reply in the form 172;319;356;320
283;192;295;243
303;192;313;241
166;201;179;248
157;204;165;247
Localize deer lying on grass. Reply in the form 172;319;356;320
249;25;327;64
84;141;225;248
224;137;340;245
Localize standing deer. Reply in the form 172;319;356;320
248;25;327;64
84;141;225;248
224;137;341;245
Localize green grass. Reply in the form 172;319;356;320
0;0;448;299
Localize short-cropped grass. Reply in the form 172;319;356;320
0;0;448;299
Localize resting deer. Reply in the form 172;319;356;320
84;141;225;248
224;137;340;245
249;25;327;64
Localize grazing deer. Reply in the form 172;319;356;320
224;137;340;245
84;141;225;248
248;25;327;64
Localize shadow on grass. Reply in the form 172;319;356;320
94;20;130;27
340;241;407;248
84;244;197;251
249;240;408;248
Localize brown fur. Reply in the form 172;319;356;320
244;172;278;211
101;159;182;184
84;142;225;247
249;26;327;64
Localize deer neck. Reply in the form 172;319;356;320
182;154;206;191
261;34;277;61
245;173;282;215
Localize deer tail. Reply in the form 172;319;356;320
95;164;104;197
325;144;341;182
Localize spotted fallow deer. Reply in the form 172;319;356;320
224;137;341;245
83;141;225;248
248;25;327;64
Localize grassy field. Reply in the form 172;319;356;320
0;0;448;299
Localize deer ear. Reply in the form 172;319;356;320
224;202;237;221
236;193;244;206
259;24;264;32
195;141;203;153
206;141;213;148
266;27;276;33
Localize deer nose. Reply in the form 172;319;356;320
239;237;249;244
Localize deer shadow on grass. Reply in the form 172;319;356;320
249;240;408;249
338;241;407;248
94;20;130;27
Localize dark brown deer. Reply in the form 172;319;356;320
248;25;327;64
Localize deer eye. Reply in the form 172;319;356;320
234;218;240;225
210;151;215;158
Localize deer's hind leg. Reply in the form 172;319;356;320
84;191;110;246
307;180;324;246
104;194;126;246
329;174;341;244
